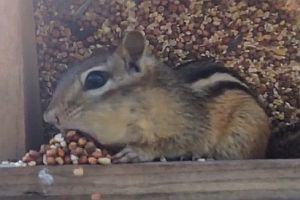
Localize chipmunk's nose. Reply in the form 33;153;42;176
43;109;60;126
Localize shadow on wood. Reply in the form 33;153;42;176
1;159;300;200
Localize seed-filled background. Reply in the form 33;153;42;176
34;0;299;146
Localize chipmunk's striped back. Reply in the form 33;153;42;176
176;59;255;99
175;58;270;159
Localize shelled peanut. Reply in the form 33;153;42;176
22;130;111;166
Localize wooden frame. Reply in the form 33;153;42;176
0;1;300;199
1;160;300;199
0;0;43;160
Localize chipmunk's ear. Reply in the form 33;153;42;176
122;31;145;62
115;31;149;74
113;31;155;76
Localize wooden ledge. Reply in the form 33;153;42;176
1;159;300;200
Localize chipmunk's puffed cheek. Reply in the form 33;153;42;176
78;104;138;145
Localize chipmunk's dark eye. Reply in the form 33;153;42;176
84;71;109;90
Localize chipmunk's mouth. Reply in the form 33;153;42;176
63;129;101;145
63;129;123;154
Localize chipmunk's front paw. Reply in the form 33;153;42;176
112;146;154;163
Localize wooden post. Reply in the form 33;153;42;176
0;0;43;160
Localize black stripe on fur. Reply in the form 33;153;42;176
176;59;246;85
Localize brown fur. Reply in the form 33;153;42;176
44;31;271;163
207;90;270;159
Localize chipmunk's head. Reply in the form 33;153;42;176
43;31;156;145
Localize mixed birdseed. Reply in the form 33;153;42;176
0;130;112;167
21;130;112;166
34;0;299;135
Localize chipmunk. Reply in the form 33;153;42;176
43;31;271;163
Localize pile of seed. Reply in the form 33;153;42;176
34;0;299;134
22;130;112;166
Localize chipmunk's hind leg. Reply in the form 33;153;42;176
208;92;270;160
212;131;263;160
212;111;269;159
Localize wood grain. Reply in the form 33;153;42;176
1;159;300;199
0;0;26;160
0;0;42;160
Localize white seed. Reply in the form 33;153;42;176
54;133;64;143
60;141;67;147
15;161;27;167
73;167;84;176
28;161;37;166
98;157;111;165
71;154;79;164
70;154;78;161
